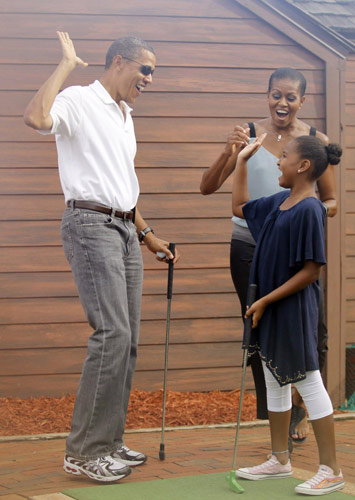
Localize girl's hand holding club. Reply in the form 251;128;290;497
245;297;268;328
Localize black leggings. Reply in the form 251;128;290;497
230;238;328;420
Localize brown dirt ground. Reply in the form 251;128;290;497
0;389;257;436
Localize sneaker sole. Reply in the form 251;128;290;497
63;464;81;476
117;457;147;467
294;482;344;496
236;470;292;480
63;463;131;483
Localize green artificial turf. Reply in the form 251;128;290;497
63;472;351;500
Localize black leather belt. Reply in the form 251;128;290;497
67;200;135;221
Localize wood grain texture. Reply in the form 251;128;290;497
0;367;255;397
346;214;355;235
0;293;241;324
2;40;323;70
0;143;223;168
346;170;355;191
346;84;355;104
345;126;355;147
0;167;232;195
345;279;355;300
0;342;243;375
0;268;235;298
0;220;232;246
0;116;326;143
0;317;242;349
346;301;355;322
346;235;355;256
345;256;355;278
0;66;325;93
0;15;288;44
345;59;355;82
0;244;231;272
0;0;254;17
345;322;355;344
0;90;325;118
345;192;355;217
0;194;233;220
1;0;342;397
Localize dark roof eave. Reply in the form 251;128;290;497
281;0;355;52
237;0;355;57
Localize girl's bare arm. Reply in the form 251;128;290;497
231;133;267;218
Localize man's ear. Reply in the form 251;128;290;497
112;54;123;70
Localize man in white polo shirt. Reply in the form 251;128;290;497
24;31;179;483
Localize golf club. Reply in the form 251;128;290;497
159;242;175;461
226;283;257;493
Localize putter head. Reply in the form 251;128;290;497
226;471;244;493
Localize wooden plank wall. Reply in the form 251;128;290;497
345;56;355;347
0;0;326;397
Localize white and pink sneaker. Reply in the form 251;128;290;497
295;465;344;495
236;454;292;480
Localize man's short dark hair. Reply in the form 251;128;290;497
105;37;155;69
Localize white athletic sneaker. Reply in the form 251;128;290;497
111;445;147;466
295;465;344;495
63;454;131;482
236;454;292;480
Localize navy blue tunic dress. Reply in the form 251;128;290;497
242;191;326;386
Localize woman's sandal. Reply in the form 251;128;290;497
289;404;307;443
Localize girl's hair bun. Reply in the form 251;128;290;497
326;143;342;165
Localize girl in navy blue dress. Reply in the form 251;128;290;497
232;134;343;496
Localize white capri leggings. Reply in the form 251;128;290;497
261;361;333;420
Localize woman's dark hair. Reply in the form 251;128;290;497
105;36;155;69
294;135;342;180
268;67;307;97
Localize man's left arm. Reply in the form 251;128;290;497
134;207;180;263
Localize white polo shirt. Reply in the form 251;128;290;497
40;80;139;211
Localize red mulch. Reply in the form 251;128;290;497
0;389;256;436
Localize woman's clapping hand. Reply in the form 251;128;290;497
238;133;267;161
224;126;250;155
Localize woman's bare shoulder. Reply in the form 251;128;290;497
315;129;329;145
254;119;269;134
297;119;329;144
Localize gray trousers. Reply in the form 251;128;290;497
61;206;143;460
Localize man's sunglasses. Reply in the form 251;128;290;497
122;56;154;76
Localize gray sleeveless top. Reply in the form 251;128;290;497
231;123;317;244
232;142;285;243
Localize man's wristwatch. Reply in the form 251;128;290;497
139;226;154;242
322;203;329;217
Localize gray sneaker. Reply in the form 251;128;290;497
63;454;131;482
111;445;147;466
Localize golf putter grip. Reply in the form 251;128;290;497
167;243;175;299
244;284;257;348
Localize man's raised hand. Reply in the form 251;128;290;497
57;31;88;69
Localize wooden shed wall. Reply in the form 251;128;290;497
345;56;355;346
0;0;326;397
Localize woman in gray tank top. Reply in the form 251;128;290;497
200;67;337;446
